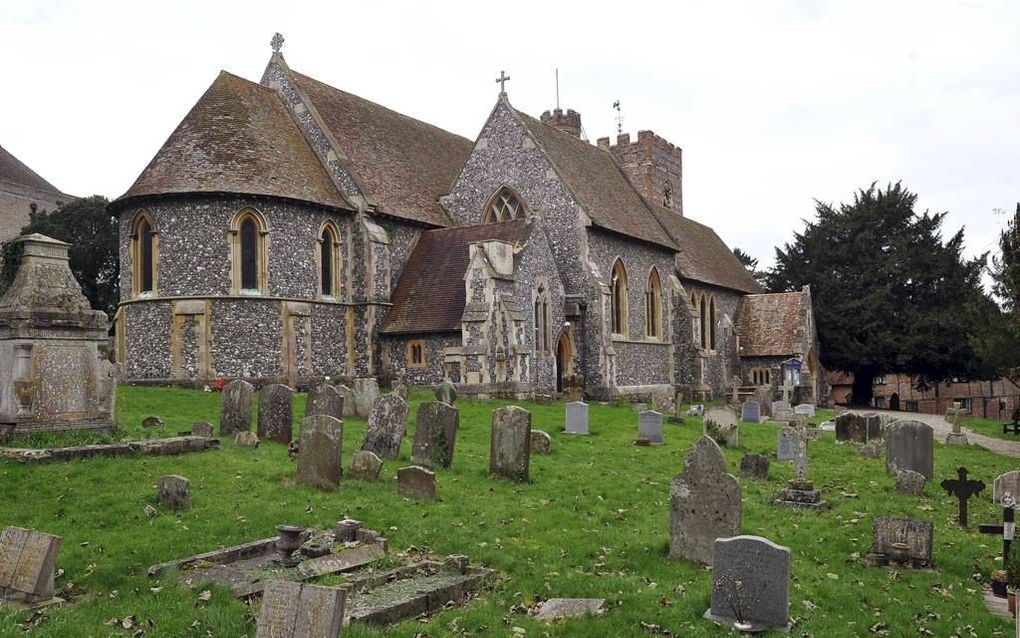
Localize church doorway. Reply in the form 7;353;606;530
556;332;572;393
890;393;900;411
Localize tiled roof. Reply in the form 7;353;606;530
649;204;762;294
291;72;474;227
382;220;532;334
0;145;64;195
738;291;809;357
115;71;348;210
514;110;677;250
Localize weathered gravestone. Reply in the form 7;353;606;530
397;465;437;501
772;401;794;423
704;535;790;632
219;379;254;436
859;440;882;459
535;598;606;620
489;406;531;482
530;430;552;454
669;436;741;564
945;410;968;445
637;410;664;445
297;415;343;491
391;381;408;402
564;401;589;435
142;415;164;429
776;427;797;461
895;469;926;496
739;453;770;481
255;579;346;638
191;421;214;438
157;475;191;510
347;450;383;481
993;470;1020;504
338;384;356;419
434;380;457;404
361;394;408;460
703;406;738;447
835;412;882;444
257;384;294;444
306;383;343;422
794;404;816;418
885;420;934;480
865;517;933;569
235;431;259;448
0;526;63;605
741;401;760;424
353;377;381;419
754;386;772;416
411;402;459;468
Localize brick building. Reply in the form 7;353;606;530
110;36;822;401
827;371;1020;419
0;145;73;243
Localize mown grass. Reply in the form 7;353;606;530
962;414;1020;442
0;386;1016;637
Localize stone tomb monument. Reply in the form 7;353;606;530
704;535;790;632
297;415;343;491
0;525;63;607
0;234;116;437
219;379;254;436
776;427;797;461
993;470;1020;504
669;436;741;565
255;579;346;638
489;406;531;482
564;401;589;435
257;384;294;444
865;517;933;569
741;401;760;424
410;401;458;468
637;410;664;445
360;394;408;460
703;406;738;447
306;382;343;422
885;420;934;480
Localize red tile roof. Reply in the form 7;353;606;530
0;145;65;195
382;220;533;334
738;291;809;356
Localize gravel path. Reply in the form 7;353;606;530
869;409;1020;459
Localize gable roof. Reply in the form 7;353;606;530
115;71;348;211
648;204;762;294
513;109;677;250
738;291;809;357
291;71;474;227
0;145;65;196
382;220;532;334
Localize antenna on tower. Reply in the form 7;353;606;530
555;68;560;109
612;100;623;135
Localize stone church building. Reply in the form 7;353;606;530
0;145;74;243
110;37;822;402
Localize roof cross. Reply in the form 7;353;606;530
495;70;511;96
271;32;285;53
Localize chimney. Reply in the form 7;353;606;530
540;108;582;138
607;129;683;215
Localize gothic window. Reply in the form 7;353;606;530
484;186;526;223
407;339;426;368
230;208;268;294
611;259;628;336
663;183;673;207
699;294;707;349
709;296;717;350
131;212;157;297
534;285;551;353
319;222;341;298
645;268;662;338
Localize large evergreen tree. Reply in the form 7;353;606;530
732;247;766;288
765;183;993;405
992;203;1020;317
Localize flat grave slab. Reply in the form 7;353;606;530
0;436;218;463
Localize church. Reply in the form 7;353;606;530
110;35;823;403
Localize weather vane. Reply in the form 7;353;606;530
271;32;285;53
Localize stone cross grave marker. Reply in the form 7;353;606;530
704;406;738;447
669;436;741;565
940;466;985;527
865;517;934;569
775;428;828;509
219;379;254;435
996;471;1020;504
257;384;294;444
157;475;191;510
565;401;589;435
885;420;934;480
255;579;346;638
489;406;531;482
0;526;63;604
411;401;459;468
776;427;797;461
704;535;790;632
306;383;343;422
637;410;664;445
361;394;408;460
980;494;1017;562
741;401;760;424
945;409;968;444
296;415;343;491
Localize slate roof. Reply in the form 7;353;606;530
648;204;762;294
382;220;532;334
291;71;474;227
514;110;677;250
115;71;348;210
0;145;64;195
738;291;809;357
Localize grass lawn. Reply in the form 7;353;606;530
0;386;1017;637
962;414;1020;442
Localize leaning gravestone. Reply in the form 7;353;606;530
704;535;790;632
219;379;254;436
835;412;867;443
739;453;770;481
669;436;741;565
704;406;738;447
296;415;343;491
637;410;664;444
410;402;459;468
489;406;531;482
741;401;760;424
397;465;437;501
776;427;797;461
895;469;926;496
993;470;1020;504
306;383;343;422
191;421;214;438
865;517;933;569
361;394;409;460
347;450;383;481
530;430;552;454
565;401;589;435
885;420;934;480
353;378;381;419
0;526;63;605
255;579;346;638
794;404;816;418
157;475;191;510
257;384;294;444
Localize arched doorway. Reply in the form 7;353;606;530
890;392;900;411
556;333;572;393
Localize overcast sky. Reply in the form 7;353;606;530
4;0;1018;274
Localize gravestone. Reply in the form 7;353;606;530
834;412;865;443
865;517;933;569
739;453;770;480
255;579;346;638
219;380;254;436
774;429;828;509
772;401;794;423
347;450;383;481
940;466;985;527
434;380;457;404
410;402;459;468
235;431;259;448
489;406;531;482
859;440;882;459
338;384;356;419
361;394;408;460
636;410;664;445
993;471;1020;504
863;413;884;440
704;535;790;632
686;404;704;417
669;436;741;564
157;475;191;510
353;377;381;419
296;415;343;491
535;598;606;620
895;470;926;496
565;401;589;435
945;413;968;445
391;380;408;402
142;415;164;429
651;386;674;414
306;383;343;422
191;421;214;438
703;406;738;447
0;526;63;605
397;465;437;501
776;427;797;461
741;401;760;424
754;386;772;416
530;430;552;454
257;384;294;444
794;404;816;418
885;420;934;480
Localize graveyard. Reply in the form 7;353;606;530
1;386;1018;636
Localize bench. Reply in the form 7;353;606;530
1003;410;1020;435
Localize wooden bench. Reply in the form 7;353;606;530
1002;410;1020;435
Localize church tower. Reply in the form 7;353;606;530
598;131;683;215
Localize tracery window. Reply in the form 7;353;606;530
534;284;551;353
485;186;526;223
645;268;662;338
407;339;426;368
611;259;628;336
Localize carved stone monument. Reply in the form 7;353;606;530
0;525;63;607
704;535;790;632
669;436;741;564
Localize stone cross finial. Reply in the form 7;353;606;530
496;70;511;95
271;32;285;53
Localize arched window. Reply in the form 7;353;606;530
611;259;628;336
709;296;717;350
319;222;341;298
534;284;551;353
230;208;267;294
485;186;526;223
663;183;673;207
645;268;662;338
131;212;157;297
699;294;707;349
